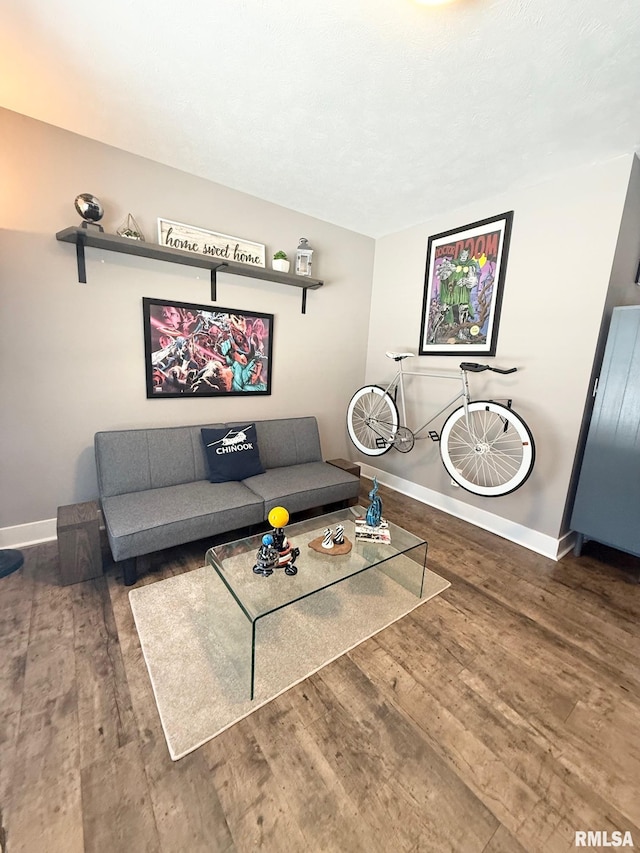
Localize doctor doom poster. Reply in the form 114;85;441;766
142;297;273;397
418;211;513;356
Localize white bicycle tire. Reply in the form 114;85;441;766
347;385;399;456
440;400;535;497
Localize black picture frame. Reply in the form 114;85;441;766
418;211;514;356
143;297;274;397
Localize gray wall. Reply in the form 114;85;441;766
364;155;640;545
2;105;639;555
0;108;374;533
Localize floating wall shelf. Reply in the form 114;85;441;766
55;227;324;313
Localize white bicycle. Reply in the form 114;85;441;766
346;352;535;497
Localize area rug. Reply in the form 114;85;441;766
129;557;450;760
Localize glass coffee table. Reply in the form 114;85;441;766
205;505;428;699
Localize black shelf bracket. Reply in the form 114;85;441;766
75;231;87;283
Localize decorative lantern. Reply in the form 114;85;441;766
295;237;314;277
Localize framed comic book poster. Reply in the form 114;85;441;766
418;211;513;356
143;297;273;397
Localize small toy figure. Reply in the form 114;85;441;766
253;533;279;577
307;524;352;555
321;528;334;549
366;477;383;527
267;506;299;576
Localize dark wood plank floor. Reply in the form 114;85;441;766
1;479;639;853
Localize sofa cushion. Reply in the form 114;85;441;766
201;424;265;483
234;417;322;469
101;480;264;561
95;423;225;497
95;430;152;497
243;461;360;515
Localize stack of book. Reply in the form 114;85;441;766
354;517;391;544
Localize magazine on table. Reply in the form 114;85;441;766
354;516;391;543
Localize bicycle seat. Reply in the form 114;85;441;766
385;351;415;361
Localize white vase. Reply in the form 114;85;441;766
272;259;290;273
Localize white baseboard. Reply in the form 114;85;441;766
0;518;58;549
556;531;577;559
0;508;109;550
361;463;567;561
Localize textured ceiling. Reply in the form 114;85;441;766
2;0;640;237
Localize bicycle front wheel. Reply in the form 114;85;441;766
347;385;399;456
440;401;535;497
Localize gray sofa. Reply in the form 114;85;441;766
95;416;360;585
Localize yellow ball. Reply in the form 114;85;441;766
268;506;289;528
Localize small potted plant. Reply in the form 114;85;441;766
272;250;290;273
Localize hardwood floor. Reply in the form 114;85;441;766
1;480;639;852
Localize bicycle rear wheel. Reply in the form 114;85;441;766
347;385;399;456
440;401;535;496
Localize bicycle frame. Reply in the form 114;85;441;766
382;360;471;440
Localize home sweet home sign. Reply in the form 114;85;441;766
157;218;266;268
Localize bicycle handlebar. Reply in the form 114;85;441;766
459;362;517;375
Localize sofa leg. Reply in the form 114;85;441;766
122;558;137;586
136;553;152;575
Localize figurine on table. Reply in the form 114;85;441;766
365;477;383;527
252;505;299;577
252;533;279;577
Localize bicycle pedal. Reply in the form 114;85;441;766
428;430;440;442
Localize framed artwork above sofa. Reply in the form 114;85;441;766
142;297;274;397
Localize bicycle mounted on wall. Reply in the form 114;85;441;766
346;352;535;497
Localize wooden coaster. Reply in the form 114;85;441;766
308;535;352;555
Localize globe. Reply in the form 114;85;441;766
74;193;104;223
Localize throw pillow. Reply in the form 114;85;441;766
201;424;265;483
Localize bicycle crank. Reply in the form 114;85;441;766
393;426;415;453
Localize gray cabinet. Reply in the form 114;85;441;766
571;305;640;558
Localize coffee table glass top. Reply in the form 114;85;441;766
205;505;427;623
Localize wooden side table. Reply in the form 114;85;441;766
57;500;103;585
327;458;361;478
